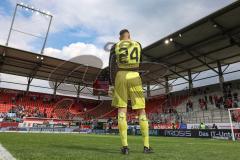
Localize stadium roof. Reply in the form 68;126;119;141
143;1;240;81
0;1;240;87
0;45;101;85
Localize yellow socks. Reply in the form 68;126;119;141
118;112;128;147
139;114;149;148
118;113;149;148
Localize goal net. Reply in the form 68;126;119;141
228;108;240;141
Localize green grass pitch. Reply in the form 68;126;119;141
0;132;240;160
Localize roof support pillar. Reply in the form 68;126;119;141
217;61;224;93
76;84;81;100
188;70;193;96
26;77;33;93
165;76;169;95
75;84;85;102
53;81;61;98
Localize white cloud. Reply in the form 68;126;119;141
2;0;236;50
44;42;109;68
0;9;11;45
7;0;235;47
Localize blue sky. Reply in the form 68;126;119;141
0;0;238;97
0;0;99;51
0;0;236;52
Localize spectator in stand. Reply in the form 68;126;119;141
204;95;208;103
209;95;213;105
219;96;223;105
43;109;47;118
43;97;46;104
214;94;218;105
212;123;218;130
215;97;221;109
198;98;201;105
186;103;189;112
224;98;232;109
233;93;239;108
199;98;206;110
50;113;54;118
33;96;37;101
186;99;193;112
233;100;239;108
233;92;238;99
204;100;208;110
228;98;233;108
223;99;227;109
11;97;16;104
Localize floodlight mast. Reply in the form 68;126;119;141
6;4;18;47
5;3;53;54
41;14;52;54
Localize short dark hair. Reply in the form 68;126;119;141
119;29;129;36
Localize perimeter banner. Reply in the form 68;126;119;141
135;129;240;139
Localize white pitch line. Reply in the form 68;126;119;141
0;144;16;160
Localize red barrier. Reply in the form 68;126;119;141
0;122;19;128
80;125;91;129
152;123;179;129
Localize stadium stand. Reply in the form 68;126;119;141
175;82;240;123
1;81;239;126
0;88;100;121
0;1;240;131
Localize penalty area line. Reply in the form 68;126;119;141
0;144;16;160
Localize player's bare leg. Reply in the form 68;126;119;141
117;107;129;154
137;108;154;153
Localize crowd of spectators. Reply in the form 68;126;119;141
185;84;240;112
0;105;49;122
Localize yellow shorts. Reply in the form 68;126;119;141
112;71;145;109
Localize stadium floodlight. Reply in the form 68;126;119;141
17;3;52;17
164;39;169;44
6;3;53;54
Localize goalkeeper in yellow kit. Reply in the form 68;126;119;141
109;29;153;154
